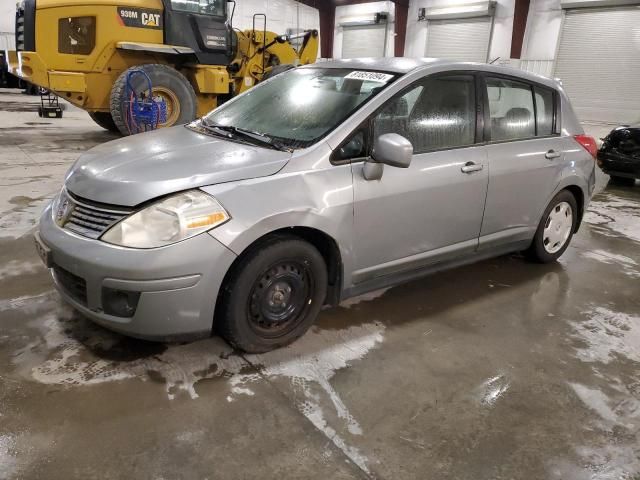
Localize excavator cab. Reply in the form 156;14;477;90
161;0;234;66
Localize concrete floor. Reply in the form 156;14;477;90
1;89;639;480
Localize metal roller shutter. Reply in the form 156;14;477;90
342;25;387;58
555;6;640;124
425;17;492;63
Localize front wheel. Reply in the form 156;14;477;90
526;190;577;263
110;64;197;136
217;236;328;353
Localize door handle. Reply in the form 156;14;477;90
545;149;561;159
461;161;484;173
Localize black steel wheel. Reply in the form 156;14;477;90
247;260;314;338
218;235;328;353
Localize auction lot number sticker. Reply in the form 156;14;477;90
344;71;394;83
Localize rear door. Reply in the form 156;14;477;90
479;76;564;249
349;73;489;284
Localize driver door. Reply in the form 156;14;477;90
350;73;489;284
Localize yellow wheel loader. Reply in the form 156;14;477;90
8;0;318;135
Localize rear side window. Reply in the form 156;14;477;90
373;74;476;153
534;87;555;136
486;77;535;141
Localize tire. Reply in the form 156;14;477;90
609;175;636;187
262;64;295;81
88;111;119;133
217;235;328;353
526;190;578;263
110;64;197;136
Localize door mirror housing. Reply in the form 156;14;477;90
372;133;413;168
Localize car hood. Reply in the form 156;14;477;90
65;126;292;206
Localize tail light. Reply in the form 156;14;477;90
574;134;598;159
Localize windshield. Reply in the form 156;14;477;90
171;0;225;16
203;68;397;149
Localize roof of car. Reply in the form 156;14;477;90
308;57;559;89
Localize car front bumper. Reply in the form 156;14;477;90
37;203;237;340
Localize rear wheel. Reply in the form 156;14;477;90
110;64;197;136
526;190;577;263
217;236;328;353
88;111;119;133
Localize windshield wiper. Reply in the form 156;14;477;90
232;127;290;152
200;120;290;152
199;121;235;138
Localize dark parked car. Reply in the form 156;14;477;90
597;125;640;186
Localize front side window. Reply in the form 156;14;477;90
171;0;225;16
486;77;535;141
204;68;396;149
373;74;476;153
58;17;96;55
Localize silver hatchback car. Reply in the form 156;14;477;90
35;58;597;352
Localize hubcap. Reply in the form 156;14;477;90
543;201;573;254
247;261;313;338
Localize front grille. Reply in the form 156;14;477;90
62;192;132;239
53;265;87;306
15;0;35;52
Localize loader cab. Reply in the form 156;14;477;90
161;0;234;65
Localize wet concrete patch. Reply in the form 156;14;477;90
584;192;640;243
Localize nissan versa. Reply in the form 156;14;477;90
35;58;597;353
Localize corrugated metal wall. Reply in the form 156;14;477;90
425;17;492;62
342;24;387;58
0;32;15;51
554;6;640;124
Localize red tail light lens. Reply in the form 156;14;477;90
574;134;598;159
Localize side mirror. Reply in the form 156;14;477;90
372;133;413;168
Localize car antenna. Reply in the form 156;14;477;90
489;57;500;64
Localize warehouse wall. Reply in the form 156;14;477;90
333;1;395;58
404;0;516;61
1;0;15;50
518;0;561;76
230;0;320;38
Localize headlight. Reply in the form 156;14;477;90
51;187;73;227
101;190;229;248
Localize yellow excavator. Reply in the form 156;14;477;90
7;0;318;134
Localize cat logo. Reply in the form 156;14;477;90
117;7;163;30
141;12;161;27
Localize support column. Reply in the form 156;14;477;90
510;0;531;59
394;1;409;56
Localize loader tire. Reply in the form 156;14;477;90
110;64;197;136
262;64;295;81
88;112;119;133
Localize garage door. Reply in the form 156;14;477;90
425;17;492;62
555;6;640;124
342;25;387;58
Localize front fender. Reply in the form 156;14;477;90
201;163;356;285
